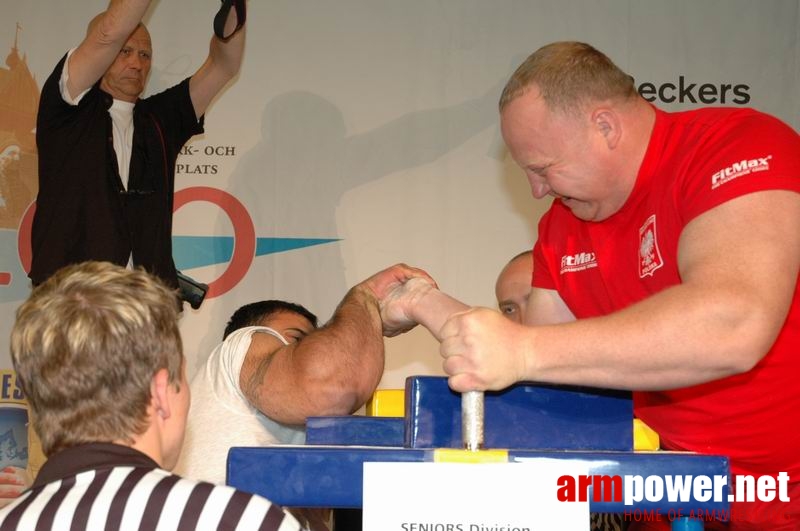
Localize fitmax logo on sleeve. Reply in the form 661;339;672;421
711;156;772;190
560;252;598;274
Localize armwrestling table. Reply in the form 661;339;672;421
227;377;729;531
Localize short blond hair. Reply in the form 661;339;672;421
499;41;637;115
10;262;182;456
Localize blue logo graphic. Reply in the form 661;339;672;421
172;236;338;270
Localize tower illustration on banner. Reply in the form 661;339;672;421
0;22;39;290
0;23;38;231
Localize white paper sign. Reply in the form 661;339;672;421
362;461;590;531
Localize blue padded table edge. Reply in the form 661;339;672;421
405;376;633;451
306;416;405;447
227;445;729;513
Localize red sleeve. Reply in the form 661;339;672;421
532;211;558;290
678;110;800;225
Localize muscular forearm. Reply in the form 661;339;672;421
291;285;385;415
531;192;799;391
526;282;785;391
249;264;436;424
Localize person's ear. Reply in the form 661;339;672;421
592;108;622;150
151;368;171;420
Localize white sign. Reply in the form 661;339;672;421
362;461;590;531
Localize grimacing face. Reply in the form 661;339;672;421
100;25;152;102
500;87;623;222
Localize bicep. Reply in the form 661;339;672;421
524;287;575;326
678;190;800;346
238;335;306;424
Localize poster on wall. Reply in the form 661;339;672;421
0;370;28;505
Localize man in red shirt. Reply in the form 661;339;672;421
387;42;800;529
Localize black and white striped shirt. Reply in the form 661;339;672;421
0;443;305;531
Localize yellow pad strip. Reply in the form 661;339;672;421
366;389;405;417
634;418;660;451
433;449;509;463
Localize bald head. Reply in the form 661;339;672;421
87;12;153;102
495;251;533;324
498;41;638;116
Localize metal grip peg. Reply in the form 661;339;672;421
462;390;484;451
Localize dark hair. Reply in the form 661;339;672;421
223;300;318;339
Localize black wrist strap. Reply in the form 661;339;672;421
214;0;246;41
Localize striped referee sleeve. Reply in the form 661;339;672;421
86;466;139;529
0;468;305;531
108;466;153;529
0;484;39;530
68;469;110;529
31;474;77;529
2;478;65;530
139;473;182;531
166;478;304;531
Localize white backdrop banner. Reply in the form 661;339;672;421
1;0;798;400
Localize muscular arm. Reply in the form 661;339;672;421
239;264;434;425
442;190;800;392
189;4;246;118
239;286;382;425
65;0;152;99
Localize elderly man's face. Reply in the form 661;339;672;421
100;25;152;102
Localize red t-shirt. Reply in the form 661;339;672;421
533;106;800;526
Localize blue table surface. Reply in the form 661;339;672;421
227;445;730;514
